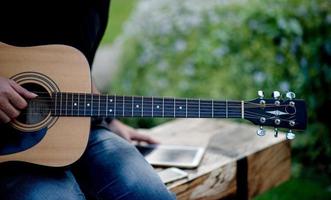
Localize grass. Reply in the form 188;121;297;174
100;0;137;45
254;167;331;200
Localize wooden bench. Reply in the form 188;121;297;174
141;119;291;200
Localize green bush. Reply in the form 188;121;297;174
110;0;331;172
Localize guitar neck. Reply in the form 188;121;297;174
51;92;245;119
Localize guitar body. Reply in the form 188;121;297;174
0;42;91;167
0;43;307;167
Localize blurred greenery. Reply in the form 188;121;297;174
105;0;331;198
101;0;136;44
111;0;331;172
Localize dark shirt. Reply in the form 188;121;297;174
0;0;110;66
0;0;112;127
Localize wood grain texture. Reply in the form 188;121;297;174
140;119;291;199
0;42;92;167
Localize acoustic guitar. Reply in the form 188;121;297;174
0;42;307;167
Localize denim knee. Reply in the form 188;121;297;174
73;128;176;200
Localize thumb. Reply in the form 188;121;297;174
9;80;38;99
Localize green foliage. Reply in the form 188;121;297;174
111;0;331;172
254;176;331;200
101;0;137;45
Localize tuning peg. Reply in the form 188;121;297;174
274;128;279;137
257;126;266;136
258;90;264;99
272;91;281;99
286;91;296;100
286;130;295;140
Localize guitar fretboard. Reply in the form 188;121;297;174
51;93;244;119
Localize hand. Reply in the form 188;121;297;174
108;119;159;144
0;77;37;124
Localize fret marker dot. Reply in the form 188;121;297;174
109;99;113;102
136;105;140;108
109;109;113;112
74;103;77;106
156;105;160;109
179;106;183;110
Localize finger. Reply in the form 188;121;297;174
0;109;11;124
131;132;160;144
0;98;21;119
6;87;29;110
9;80;37;99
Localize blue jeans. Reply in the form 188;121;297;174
0;128;176;200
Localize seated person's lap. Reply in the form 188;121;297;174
0;128;175;200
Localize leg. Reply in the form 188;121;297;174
72;128;176;200
0;162;86;200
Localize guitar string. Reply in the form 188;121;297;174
24;98;291;109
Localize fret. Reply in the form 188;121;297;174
153;97;163;117
185;98;188;118
152;96;154;117
142;97;153;117
133;96;142;117
107;95;115;117
228;101;241;118
131;96;134;117
163;98;175;118
53;93;58;116
226;99;228;118
73;93;79;116
64;93;71;116
241;100;244;119
213;100;226;118
114;94;117;117
59;92;63;116
212;99;214;118
187;99;199;118
78;93;86;116
77;93;80;115
98;95;101;116
141;96;144;117
100;95;108;117
174;98;186;117
122;96;125;117
91;94;94;116
65;93;68;116
84;93;87;116
162;98;165;117
92;94;99;116
124;96;133;117
85;94;92;116
115;95;124;117
198;99;200;118
200;100;212;118
106;95;108;117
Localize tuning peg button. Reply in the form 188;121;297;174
272;91;281;99
274;128;279;137
257;126;266;136
286;92;296;100
258;90;264;99
286;130;295;140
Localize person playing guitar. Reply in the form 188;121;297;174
0;1;176;200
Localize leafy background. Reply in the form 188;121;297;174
101;0;331;199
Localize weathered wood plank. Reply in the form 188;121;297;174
140;119;290;199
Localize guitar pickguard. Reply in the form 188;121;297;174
0;124;47;155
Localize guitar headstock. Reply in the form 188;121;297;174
245;91;307;139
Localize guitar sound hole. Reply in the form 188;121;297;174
16;83;51;125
